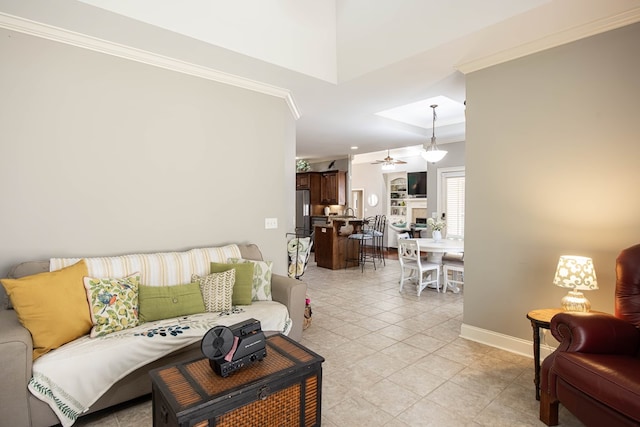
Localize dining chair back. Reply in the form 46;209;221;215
398;239;440;296
443;260;464;293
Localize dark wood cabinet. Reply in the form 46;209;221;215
295;172;310;189
296;170;346;206
296;172;321;204
320;171;346;205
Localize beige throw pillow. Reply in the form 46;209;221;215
192;269;235;313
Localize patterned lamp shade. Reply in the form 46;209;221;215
553;255;598;312
553;255;598;291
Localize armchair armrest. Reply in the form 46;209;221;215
0;309;34;427
551;312;640;355
270;274;307;342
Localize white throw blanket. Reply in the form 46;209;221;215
29;303;292;427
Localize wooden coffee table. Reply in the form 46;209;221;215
149;333;324;427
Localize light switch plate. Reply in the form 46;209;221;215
265;218;278;229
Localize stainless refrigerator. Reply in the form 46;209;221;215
295;190;311;237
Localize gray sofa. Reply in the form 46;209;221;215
0;243;307;427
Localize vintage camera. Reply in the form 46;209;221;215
201;318;267;377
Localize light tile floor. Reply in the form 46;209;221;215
75;252;583;426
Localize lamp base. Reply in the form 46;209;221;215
561;290;591;312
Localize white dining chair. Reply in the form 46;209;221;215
398;239;440;296
443;256;464;293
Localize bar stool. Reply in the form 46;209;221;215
346;219;376;272
371;215;387;266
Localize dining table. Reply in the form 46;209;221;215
408;238;464;293
411;238;464;265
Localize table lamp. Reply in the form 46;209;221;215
552;255;598;312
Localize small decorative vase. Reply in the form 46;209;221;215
432;230;442;241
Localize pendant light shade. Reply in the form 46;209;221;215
421;144;447;163
421;104;447;163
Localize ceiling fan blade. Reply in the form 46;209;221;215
372;150;406;165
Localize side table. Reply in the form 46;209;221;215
526;308;563;401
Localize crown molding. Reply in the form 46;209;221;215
0;12;300;119
456;8;640;74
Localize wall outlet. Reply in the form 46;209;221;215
264;218;278;229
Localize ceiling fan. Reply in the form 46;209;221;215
371;150;406;170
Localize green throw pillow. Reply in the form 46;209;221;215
210;261;253;305
228;258;273;301
138;283;206;322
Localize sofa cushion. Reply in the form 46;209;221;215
228;258;273;301
3;260;49;309
0;260;92;359
84;274;141;337
138;283;206;322
50;245;243;287
238;244;265;262
554;352;640;421
210;262;253;305
192;270;235;312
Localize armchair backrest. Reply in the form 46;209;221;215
615;243;640;327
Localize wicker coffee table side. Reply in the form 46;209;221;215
150;334;324;427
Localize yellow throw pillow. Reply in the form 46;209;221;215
0;260;92;360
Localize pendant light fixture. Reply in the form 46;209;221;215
381;161;396;171
421;104;447;163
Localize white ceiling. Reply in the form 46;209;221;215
2;0;639;161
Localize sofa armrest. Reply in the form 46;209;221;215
0;309;34;427
551;312;640;355
270;274;306;342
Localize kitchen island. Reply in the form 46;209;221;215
314;218;366;269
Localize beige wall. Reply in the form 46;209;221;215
464;23;640;341
350;162;387;219
0;29;296;276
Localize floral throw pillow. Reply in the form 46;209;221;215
228;258;273;301
192;269;235;313
83;274;140;338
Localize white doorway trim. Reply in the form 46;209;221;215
351;188;364;218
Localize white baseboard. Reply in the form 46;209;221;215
460;323;558;359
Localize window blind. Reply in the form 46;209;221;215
444;174;465;239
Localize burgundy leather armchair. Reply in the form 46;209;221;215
540;243;640;426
